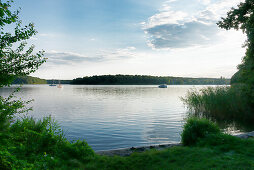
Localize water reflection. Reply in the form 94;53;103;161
185;111;254;134
0;85;204;151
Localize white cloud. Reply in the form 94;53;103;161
142;4;188;28
45;50;102;65
198;0;211;5
44;47;137;66
96;47;137;61
143;0;244;49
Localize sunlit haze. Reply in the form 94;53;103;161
14;0;246;80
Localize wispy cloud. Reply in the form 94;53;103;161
96;46;137;60
45;51;102;65
45;47;137;65
143;0;244;49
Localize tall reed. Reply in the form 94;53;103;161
182;85;253;128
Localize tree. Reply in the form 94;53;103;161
217;0;254;106
217;0;254;85
0;0;46;131
0;0;46;87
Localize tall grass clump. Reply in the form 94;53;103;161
181;117;220;146
182;85;253;125
0;115;94;169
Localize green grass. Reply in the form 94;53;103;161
181;117;220;146
1;116;254;169
181;85;254;130
85;134;254;170
0;116;94;169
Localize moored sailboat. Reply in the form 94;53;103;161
158;84;167;88
49;79;56;86
57;80;63;88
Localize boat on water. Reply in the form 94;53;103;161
57;80;63;88
57;84;63;88
49;79;56;86
158;84;167;88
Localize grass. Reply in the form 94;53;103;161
181;85;254;130
99;141;254;169
0;116;94;169
84;133;254;169
1;115;254;169
181;117;220;146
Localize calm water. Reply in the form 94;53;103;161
0;85;208;151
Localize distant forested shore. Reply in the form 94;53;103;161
12;76;47;84
71;75;230;85
12;77;71;85
12;75;230;85
46;80;72;84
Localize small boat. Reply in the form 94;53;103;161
57;80;63;88
158;84;167;88
49;79;56;86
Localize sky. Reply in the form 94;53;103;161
12;0;246;79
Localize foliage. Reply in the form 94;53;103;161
1;0;254;169
182;86;249;119
0;116;94;169
182;85;254;130
0;0;46;87
0;0;46;149
12;76;47;84
181;117;220;146
217;0;254;105
0;88;32;133
1;115;254;169
80;134;254;169
72;74;230;85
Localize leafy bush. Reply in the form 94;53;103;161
181;118;220;146
0;115;94;169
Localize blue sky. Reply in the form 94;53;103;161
12;0;245;79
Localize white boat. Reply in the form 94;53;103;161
49;79;56;86
57;80;63;88
49;84;56;86
158;84;167;88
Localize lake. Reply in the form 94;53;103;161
0;85;208;151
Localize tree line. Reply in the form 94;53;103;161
72;75;230;85
12;76;47;84
11;75;230;85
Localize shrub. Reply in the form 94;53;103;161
1;116;95;169
181;118;220;146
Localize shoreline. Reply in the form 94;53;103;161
96;143;182;156
96;131;254;156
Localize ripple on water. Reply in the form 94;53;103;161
0;85;201;151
